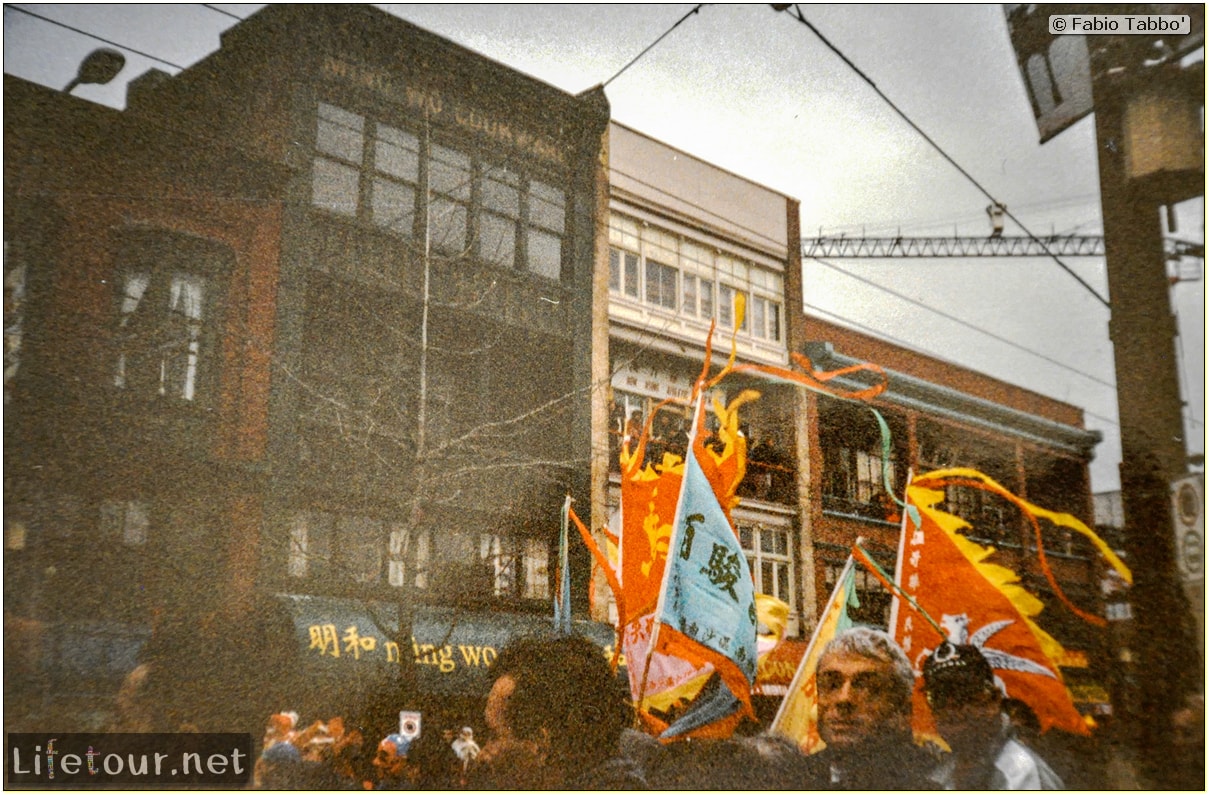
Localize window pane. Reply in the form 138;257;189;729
375;124;419;181
752;296;767;338
481;169;520;217
645;260;676;309
313;157;360;216
529;181;565;232
718;284;733;326
769;302;781;342
430;144;471;200
523;537;549;599
317;103;364;162
372;178;416;237
700;279;714;318
289;516;309;578
739;524;754;550
624;252;639;298
528;230;561;280
609;248;621;292
480;213;516;267
430;196;467;253
682;274;698;316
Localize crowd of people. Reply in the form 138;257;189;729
248;627;1203;790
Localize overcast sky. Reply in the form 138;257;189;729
3;3;1204;494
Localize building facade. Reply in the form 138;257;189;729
601;121;807;636
5;4;609;736
4;3;1111;739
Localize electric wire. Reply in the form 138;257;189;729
5;5;188;71
601;4;703;89
199;4;246;22
807;257;1117;389
11;4;1178;447
802;302;1123;428
778;4;1112;309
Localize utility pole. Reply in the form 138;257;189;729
1090;34;1203;784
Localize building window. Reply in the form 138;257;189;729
289;510;423;589
717;284;750;332
372;123;420;236
111;231;229;405
609;248;640;298
820;401;905;521
429;142;471;254
480;533;549;600
312;101;566;279
99;499;149;546
740;523;794;606
527;181;565;280
644;259;678;310
479;166;519;267
824;557;891;626
313;102;364;216
751;295;781;341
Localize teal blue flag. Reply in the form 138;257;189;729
654;441;758;688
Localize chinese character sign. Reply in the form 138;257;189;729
652;440;757;716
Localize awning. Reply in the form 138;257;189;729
277;593;621;701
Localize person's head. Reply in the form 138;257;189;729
922;642;1004;756
1002;696;1040;744
372;733;411;782
815;626;915;753
478;634;628;787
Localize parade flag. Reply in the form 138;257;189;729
554;495;572;636
769;552;858;752
648;404;758;740
890;479;1089;737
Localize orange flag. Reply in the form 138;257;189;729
890;481;1089;737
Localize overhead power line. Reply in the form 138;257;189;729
775;4;1112;309
805;257;1118;389
200;4;246;22
602;4;703;88
6;5;187;71
802;302;1123;429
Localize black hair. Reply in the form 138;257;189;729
488;634;629;776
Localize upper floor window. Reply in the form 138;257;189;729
645;259;677;310
111;231;230;405
608;222;782;346
312;101;567;280
740;522;794;606
609;248;639;298
819;400;906;522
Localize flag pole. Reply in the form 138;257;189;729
769;540;861;734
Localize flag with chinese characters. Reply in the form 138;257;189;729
650;402;757;739
769;552;857;752
891;480;1088;737
618;388;752;731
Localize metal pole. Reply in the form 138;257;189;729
1092;52;1201;783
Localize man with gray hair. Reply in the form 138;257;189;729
801;626;941;789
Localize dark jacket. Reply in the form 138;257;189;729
800;738;942;790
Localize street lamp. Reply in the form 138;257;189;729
63;48;126;94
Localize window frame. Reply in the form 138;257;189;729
310;99;570;281
110;230;231;408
